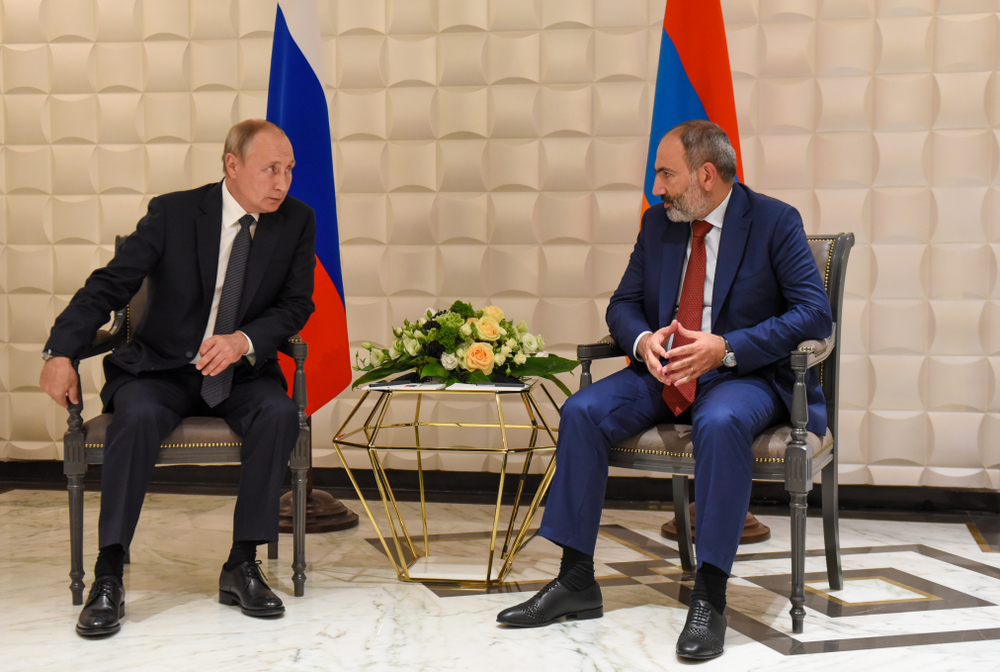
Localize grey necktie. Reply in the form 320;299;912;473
201;214;254;407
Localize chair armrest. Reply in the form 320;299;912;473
74;307;129;361
278;333;307;359
577;335;626;362
790;325;836;370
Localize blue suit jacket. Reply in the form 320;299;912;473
606;182;833;435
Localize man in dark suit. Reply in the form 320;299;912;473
39;119;316;637
496;120;832;660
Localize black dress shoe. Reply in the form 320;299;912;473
219;560;285;617
676;598;727;660
76;576;125;638
496;578;603;627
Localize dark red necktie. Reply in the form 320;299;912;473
661;220;712;415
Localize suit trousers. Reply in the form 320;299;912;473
537;365;785;574
97;363;299;549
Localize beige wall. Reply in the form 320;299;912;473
1;0;998;490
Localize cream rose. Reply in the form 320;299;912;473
473;316;506;342
513;352;527;365
482;305;505;322
440;353;459;370
494;353;506;367
465;342;495;375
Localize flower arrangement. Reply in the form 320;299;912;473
352;301;579;394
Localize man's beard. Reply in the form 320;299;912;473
663;178;712;222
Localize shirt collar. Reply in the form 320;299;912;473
221;179;259;227
701;186;733;230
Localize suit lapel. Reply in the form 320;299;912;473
237;208;282;324
658;215;691;330
711;184;751;331
196;182;225;310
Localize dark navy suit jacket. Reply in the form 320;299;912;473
606;182;833;435
45;181;316;410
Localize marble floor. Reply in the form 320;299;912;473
2;488;999;671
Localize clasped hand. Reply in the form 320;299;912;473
637;320;727;387
196;333;250;377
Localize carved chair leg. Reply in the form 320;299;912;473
267;541;278;560
672;475;695;572
821;460;843;591
291;466;307;597
789;491;808;634
67;474;86;605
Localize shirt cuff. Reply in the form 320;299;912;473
238;331;256;365
633;331;652;362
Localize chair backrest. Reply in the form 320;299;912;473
114;235;148;342
806;233;855;442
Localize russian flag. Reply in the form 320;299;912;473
267;0;351;415
643;0;744;214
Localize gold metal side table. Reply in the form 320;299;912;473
332;381;559;587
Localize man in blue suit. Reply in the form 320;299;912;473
497;120;832;661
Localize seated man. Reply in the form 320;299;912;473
40;119;316;637
496;120;832;661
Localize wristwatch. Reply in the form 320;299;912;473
721;339;737;368
41;349;62;361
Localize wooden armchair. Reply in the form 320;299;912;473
63;237;310;604
576;232;854;633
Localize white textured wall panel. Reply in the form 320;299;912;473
0;0;996;490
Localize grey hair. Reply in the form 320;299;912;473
664;119;737;183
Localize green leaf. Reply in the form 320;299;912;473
351;359;418;389
420;362;449;379
506;354;579;378
467;370;491;384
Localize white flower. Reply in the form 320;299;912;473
494;353;506;367
459;323;473;337
500;345;512;357
403;338;422;357
370;349;386;367
389;341;403;359
536;336;545;351
521;333;538;354
440;353;459;370
505;338;518;350
513;353;527;365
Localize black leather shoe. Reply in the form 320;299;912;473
496;579;603;627
219;560;285;617
76;576;125;638
676;598;727;660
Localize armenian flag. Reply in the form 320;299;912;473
643;1;744;214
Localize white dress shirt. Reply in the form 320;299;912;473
191;179;258;365
633;187;733;360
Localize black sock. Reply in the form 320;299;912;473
223;540;259;572
691;562;728;613
94;544;125;582
557;545;596;592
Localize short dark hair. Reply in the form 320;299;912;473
222;119;287;173
665;119;737;183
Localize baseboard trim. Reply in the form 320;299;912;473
2;461;997;514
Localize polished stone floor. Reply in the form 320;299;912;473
2;488;999;671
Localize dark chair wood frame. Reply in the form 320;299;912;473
576;232;854;633
63;237;310;604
